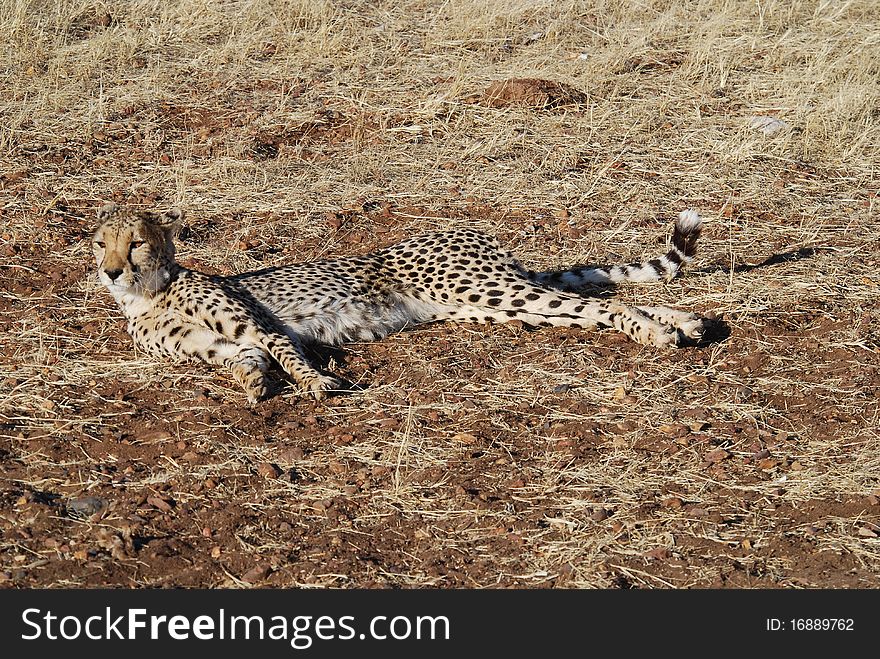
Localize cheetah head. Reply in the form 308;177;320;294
92;203;183;295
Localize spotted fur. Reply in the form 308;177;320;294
93;204;706;401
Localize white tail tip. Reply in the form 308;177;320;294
676;209;702;232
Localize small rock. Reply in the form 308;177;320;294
643;547;672;560
658;423;689;438
242;564;271;584
687;421;710;432
747;115;791;136
67;496;107;517
452;433;478;444
553;384;571;394
279;447;304;462
704;448;730;463
611;436;628;449
590;508;609;522
662;497;684;509
857;526;878;538
312;499;333;512
757;458;780;470
256;462;281;479
146;496;174;513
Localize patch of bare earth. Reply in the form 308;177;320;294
1;0;878;588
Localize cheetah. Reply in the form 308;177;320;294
92;203;705;402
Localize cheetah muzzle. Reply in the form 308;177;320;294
92;203;707;402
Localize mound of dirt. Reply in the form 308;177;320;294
481;78;589;109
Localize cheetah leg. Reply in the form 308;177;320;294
636;306;705;340
262;335;340;400
437;284;680;347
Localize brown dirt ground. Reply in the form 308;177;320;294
1;0;879;588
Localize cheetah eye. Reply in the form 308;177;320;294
130;240;146;249
95;241;105;248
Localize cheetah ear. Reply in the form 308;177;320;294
97;202;118;224
156;208;185;235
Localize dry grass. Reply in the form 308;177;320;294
1;0;879;588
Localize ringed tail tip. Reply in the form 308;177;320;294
676;209;702;234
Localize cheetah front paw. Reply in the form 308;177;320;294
232;365;269;403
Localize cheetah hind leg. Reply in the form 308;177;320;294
437;289;681;348
636;306;706;342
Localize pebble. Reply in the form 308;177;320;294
146;496;174;513
658;423;689;437
279;447;304;461
256;462;281;479
704;448;730;463
590;508;609;522
67;496;107;517
643;547;673;560
242;564;271;584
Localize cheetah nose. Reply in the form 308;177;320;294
104;268;124;281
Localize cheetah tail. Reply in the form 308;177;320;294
529;209;702;288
